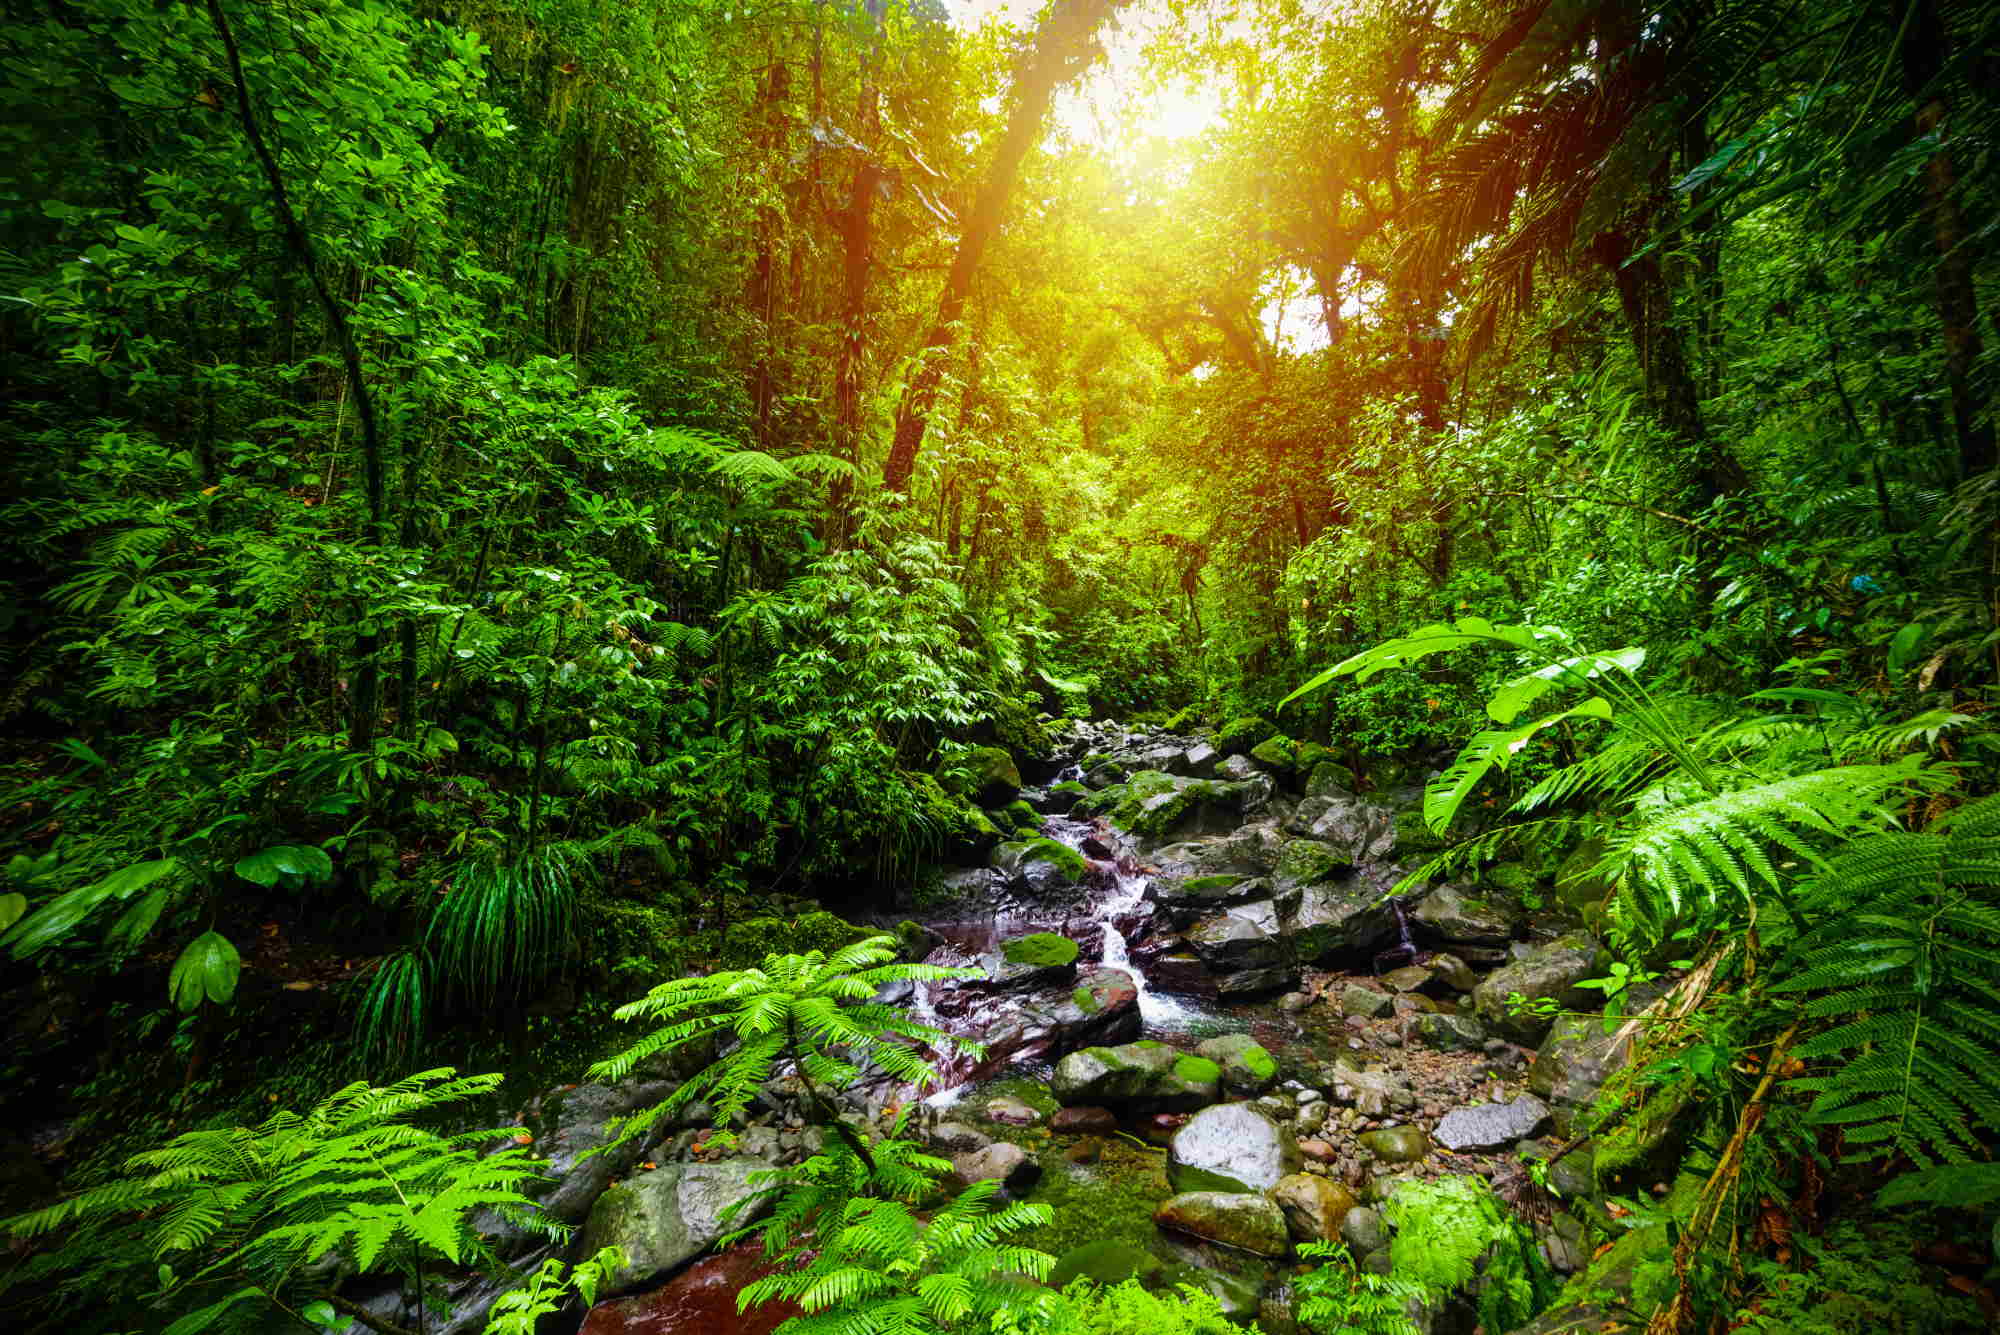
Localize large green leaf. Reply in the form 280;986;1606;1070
0;893;25;933
234;844;334;888
1424;698;1613;835
2;858;179;957
170;931;241;1011
1486;648;1643;724
1280;618;1556;707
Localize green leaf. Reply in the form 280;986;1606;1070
235;845;335;888
1887;622;1929;675
107;887;170;950
161;1285;264;1335
1424;698;1613;834
0;893;24;933
170;931;241;1011
2;858;178;957
300;1300;340;1328
1283;618;1555;707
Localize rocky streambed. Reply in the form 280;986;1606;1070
391;720;1658;1335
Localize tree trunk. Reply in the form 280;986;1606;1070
881;0;1126;496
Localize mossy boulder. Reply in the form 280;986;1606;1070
1040;779;1090;814
1213;715;1279;756
1049;1240;1163;1289
1000;798;1042;834
1196;1033;1280;1095
1153;1192;1290;1257
1390;808;1450;858
987;696;1052;767
947;745;1023;806
913;772;1002;860
1051;1040;1219;1109
1294;741;1335;773
1001;932;1080;969
1249;736;1298;773
991;837;1088;895
722;910;870;968
1483;861;1539;898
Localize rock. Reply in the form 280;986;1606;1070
578;1159;776;1296
1272;1173;1359;1242
1528;1003;1652;1133
1216;754;1259;782
1153;872;1272;922
1434;1095;1551;1152
578;1240;799;1335
1182;742;1220;777
1215;964;1301;997
1049;1240;1163;1289
983;1095;1044;1126
1188;899;1289;971
1380;965;1432;993
950;746;1023;806
951;1142;1041;1193
1153;1191;1291;1257
1050;1106;1118;1135
1472;933;1605;1043
1413;1012;1487;1052
1196;1033;1281;1095
1412;884;1521;945
515;1078;679;1226
1305;762;1353;799
1299;1138;1337;1163
1287;875;1397;961
1428;953;1479;993
1340;1205;1387;1254
1066;1137;1103;1164
929;1121;991;1152
1051;1040;1219;1110
1278;990;1314;1012
1249;736;1297;773
1284;797;1396;865
1214;716;1279;756
989;839;1087;898
1340;984;1393;1018
1168;1102;1302;1194
1357;1126;1430;1164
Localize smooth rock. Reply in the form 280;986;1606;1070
1050;1106;1118;1135
1272;1172;1359;1242
1412;883;1521;945
951;1141;1041;1193
1168;1102;1301;1194
1051;1040;1218;1110
1413;1011;1487;1052
1340;984;1393;1018
578;1159;775;1296
1357;1125;1430;1164
1153;1191;1291;1257
1196;1033;1281;1096
984;1095;1043;1126
1472;933;1604;1043
1340;1205;1387;1254
1434;1095;1551;1152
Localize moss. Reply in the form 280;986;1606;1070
1079;752;1114;769
1002;798;1042;833
1002;932;1081;968
1249;736;1297;772
1392;808;1450;855
1132;1040;1168;1051
1048;1240;1163;1288
722;909;870;968
1050;779;1089;797
1072;985;1101;1014
1013;837;1087;880
1483;862;1538;897
1172;1054;1222;1086
1213;715;1277;756
1184;873;1248;893
989;695;1052;760
978;1077;1061;1121
1295;741;1335;772
1239;1044;1277;1082
944;745;1023;805
589;898;696;987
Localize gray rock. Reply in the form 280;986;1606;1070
1471;933;1605;1043
1413;1012;1487;1052
1285;797;1396;865
952;1141;1041;1193
1287;876;1397;961
1340;1205;1387;1254
1340;984;1393;1018
1434;1095;1551;1152
517;1078;678;1225
1196;1033;1282;1096
1168;1102;1302;1193
1215;964;1302;997
578;1158;774;1295
1188;900;1289;971
1428;953;1479;993
1182;742;1220;777
1412;884;1521;945
1052;1041;1218;1110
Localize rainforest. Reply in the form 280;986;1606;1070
1;1;1997;1333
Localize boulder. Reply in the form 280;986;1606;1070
1153;872;1272;923
951;1142;1041;1193
1168;1102;1301;1194
1187;900;1288;971
929;1122;991;1153
1215;964;1301;997
1287;875;1397;961
1050;1106;1118;1135
1182;741;1221;778
1216;754;1259;782
1339;984;1393;1018
1272;1173;1359;1242
578;1241;799;1335
1195;1033;1281;1096
1428;953;1479;993
950;746;1022;807
1305;762;1353;799
1049;1240;1164;1289
516;1077;679;1226
1052;1040;1218;1110
1413;1012;1487;1052
1412;884;1521;945
1284;797;1396;865
578;1159;775;1296
1153;1191;1290;1257
989;839;1087;898
1214;716;1279;756
1249;736;1297;773
1379;965;1432;993
1434;1095;1551;1153
1471;933;1605;1043
983;1095;1044;1126
1528;1007;1646;1133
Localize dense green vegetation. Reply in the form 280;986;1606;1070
2;0;1996;1331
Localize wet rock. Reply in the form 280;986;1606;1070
1051;1105;1118;1135
515;1077;678;1227
1196;1033;1281;1096
1051;1040;1218;1110
990;839;1087;898
1380;965;1432;992
578;1241;799;1335
984;1095;1044;1126
1287;876;1397;961
1272;1173;1359;1242
578;1158;776;1296
1182;741;1221;778
1527;1000;1654;1133
1357;1126;1430;1165
1216;754;1259;782
1434;1095;1550;1152
1428;952;1479;993
1278;989;1314;1012
1340;984;1393;1018
1471;933;1605;1043
1340;1205;1387;1254
951;1142;1041;1193
1305;762;1354;799
1050;1239;1163;1288
942;965;1140;1080
1153;1191;1290;1257
1413;1011;1487;1052
951;746;1023;806
1188;899;1288;970
1284;797;1396;865
1215;964;1302;997
1153;871;1272;923
1168;1102;1302;1194
1412;884;1521;945
928;1121;991;1152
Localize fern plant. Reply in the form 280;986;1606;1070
588;935;982;1162
1;1069;555;1335
1293;1241;1426;1335
1772;793;2000;1165
1384;1177;1556;1333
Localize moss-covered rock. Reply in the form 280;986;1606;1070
1001;798;1042;834
1196;1033;1280;1095
590;899;697;987
1002;932;1080;968
1048;1240;1163;1289
988;696;1052;765
722;910;871;968
1249;736;1298;773
1294;741;1335;773
992;837;1088;883
1214;715;1278;756
1484;861;1539;898
945;745;1023;806
912;772;1002;861
1390;808;1450;857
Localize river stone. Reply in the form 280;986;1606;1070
951;1141;1041;1193
1182;741;1220;778
1215;963;1301;997
1153;1191;1290;1257
1196;1033;1281;1096
1357;1126;1430;1164
1529;1013;1639;1133
1286;797;1396;865
1380;965;1432;992
1414;1011;1487;1052
1049;1239;1164;1288
1412;884;1521;945
1168;1102;1302;1194
579;1158;775;1296
1051;1105;1118;1134
1472;933;1605;1043
1429;952;1479;993
930;1121;991;1152
1340;1205;1387;1254
1187;899;1288;971
984;1095;1043;1126
1288;876;1397;961
1154;872;1272;923
517;1077;677;1225
1272;1173;1359;1242
1051;1040;1218;1110
1216;754;1259;782
1340;984;1393;1018
1434;1095;1551;1152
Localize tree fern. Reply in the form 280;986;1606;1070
1773;795;2000;1165
588;936;982;1159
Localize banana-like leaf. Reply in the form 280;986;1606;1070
107;887;170;950
170;930;241;1011
0;893;24;933
2;857;179;957
234;844;334;888
1425;698;1613;835
1280;617;1556;707
1486;648;1643;723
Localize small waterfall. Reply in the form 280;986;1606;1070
1041;815;1205;1031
